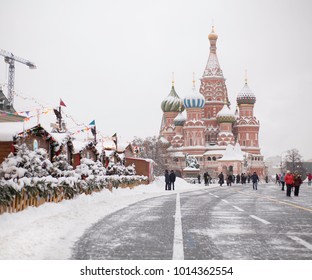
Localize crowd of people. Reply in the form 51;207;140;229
164;169;310;197
276;171;305;197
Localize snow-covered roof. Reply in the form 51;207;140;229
218;144;244;161
102;138;116;149
0;122;24;141
104;149;115;157
50;132;70;144
169;151;185;157
72;139;89;154
203;150;225;156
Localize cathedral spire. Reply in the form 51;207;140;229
202;26;223;78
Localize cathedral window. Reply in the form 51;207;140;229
212;156;216;161
207;156;211;161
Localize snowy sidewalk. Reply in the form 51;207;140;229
0;177;217;259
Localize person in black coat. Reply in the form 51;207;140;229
218;172;224;186
251;171;259;190
165;170;170;190
169;170;176;190
203;172;209;186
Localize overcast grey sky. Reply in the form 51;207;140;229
1;0;312;160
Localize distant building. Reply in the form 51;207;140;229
159;27;265;179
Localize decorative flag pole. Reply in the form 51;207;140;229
112;133;117;151
58;98;66;131
89;120;97;144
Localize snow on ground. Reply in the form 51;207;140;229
0;177;217;260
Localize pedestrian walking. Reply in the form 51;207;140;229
241;173;245;184
293;173;303;196
165;169;170;190
227;174;233;186
236;174;241;184
251;171;259;190
197;174;201;184
308;173;312;186
284;170;294;197
275;173;280;185
247;174;251;183
203;172;209;186
280;172;285;191
169;170;176;190
218;172;224;187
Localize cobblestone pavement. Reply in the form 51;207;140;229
71;182;312;260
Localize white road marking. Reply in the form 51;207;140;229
214;195;219;198
249;215;271;225
288;236;312;251
233;206;244;212
221;199;229;204
172;193;184;260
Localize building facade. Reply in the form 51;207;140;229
159;27;265;179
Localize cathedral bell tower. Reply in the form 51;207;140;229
199;26;230;144
233;76;261;154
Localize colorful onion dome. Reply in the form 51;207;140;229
183;75;205;109
183;91;205;109
174;112;186;126
208;26;218;40
217;103;235;123
237;81;256;105
161;85;184;112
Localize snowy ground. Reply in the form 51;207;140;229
0;177;215;260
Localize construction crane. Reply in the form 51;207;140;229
0;48;36;106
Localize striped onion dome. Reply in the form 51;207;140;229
183;88;205;109
174;112;186;126
237;82;256;105
217;104;235;123
161;85;184;112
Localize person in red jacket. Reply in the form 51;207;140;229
284;170;294;197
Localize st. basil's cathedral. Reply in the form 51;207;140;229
159;27;266;179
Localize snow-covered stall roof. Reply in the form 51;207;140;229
0;122;24;141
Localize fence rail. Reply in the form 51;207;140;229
0;180;148;215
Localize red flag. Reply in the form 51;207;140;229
60;99;66;107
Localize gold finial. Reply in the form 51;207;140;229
245;69;248;84
192;72;196;90
208;25;218;40
172;72;175;87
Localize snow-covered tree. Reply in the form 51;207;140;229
75;158;106;177
106;161;136;176
132;136;169;176
0;144;52;179
50;154;74;177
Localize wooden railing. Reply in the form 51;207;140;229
0;179;148;215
